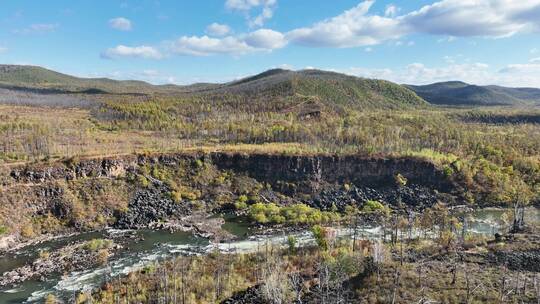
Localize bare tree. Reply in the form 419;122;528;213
372;240;386;282
261;254;293;304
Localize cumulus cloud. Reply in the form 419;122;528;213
109;17;132;31
171;36;253;56
225;0;275;10
170;29;286;56
277;63;293;70
14;23;59;34
101;45;163;59
206;23;231;36
384;4;399;17
402;0;540;37
225;0;277;27
344;60;540;87
288;0;540;48
531;57;540;63
142;70;159;77
287;1;403;47
102;1;540;58
244;29;287;49
499;63;540;74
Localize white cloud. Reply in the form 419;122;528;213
287;0;540;48
438;36;456;43
402;0;540;37
225;0;275;10
384;4;399;17
109;17;132;31
250;5;274;27
499;63;540;74
345;60;540;87
171;36;253;56
287;1;403;48
244;29;287;49
532;48;539;54
102;0;540;58
142;70;159;76
170;29;285;56
531;57;540;63
225;0;277;27
206;23;231;36
0;46;7;53
14;23;59;34
277;63;293;70
101;45;163;59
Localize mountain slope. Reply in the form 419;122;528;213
202;69;427;109
0;65;427;109
407;81;540;106
0;65;176;94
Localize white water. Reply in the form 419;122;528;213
1;207;538;303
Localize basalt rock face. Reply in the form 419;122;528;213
221;285;268;304
114;186;187;229
308;184;449;212
8;153;455;194
209;153;456;195
3;152;457;242
8;157;135;184
490;250;540;272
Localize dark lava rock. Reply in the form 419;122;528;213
490;250;540;272
221;285;269;304
308;184;440;212
114;187;190;229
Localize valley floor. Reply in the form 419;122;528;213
1;96;540;303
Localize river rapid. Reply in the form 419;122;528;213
0;208;539;303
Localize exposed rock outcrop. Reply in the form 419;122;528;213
114;186;187;229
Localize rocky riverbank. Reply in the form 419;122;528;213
0;151;468;257
0;239;120;287
307;183;454;212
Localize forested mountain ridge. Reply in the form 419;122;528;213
0;64;426;109
0;64;162;94
213;69;428;109
407;81;540;106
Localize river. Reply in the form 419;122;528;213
0;208;538;303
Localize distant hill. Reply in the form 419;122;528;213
0;65;427;110
199;69;427;109
0;64;165;94
406;81;540;106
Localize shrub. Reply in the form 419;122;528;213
287;235;297;253
85;239;113;251
234;194;249;210
234;201;248;210
248;203;340;225
0;225;7;235
137;175;150;187
20;225;35;238
394;173;408;187
45;294;58;304
170;190;182;203
39;250;50;259
362;200;386;213
311;225;328;250
96;249;110;265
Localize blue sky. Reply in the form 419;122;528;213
1;0;540;87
